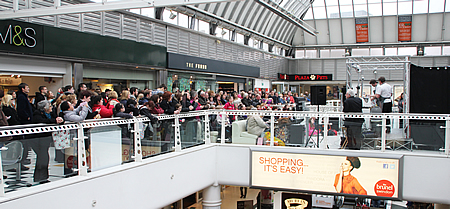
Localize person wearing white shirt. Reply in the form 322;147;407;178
375;77;392;133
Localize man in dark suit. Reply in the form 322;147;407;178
17;83;33;124
342;88;364;150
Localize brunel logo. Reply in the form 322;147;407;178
0;24;36;48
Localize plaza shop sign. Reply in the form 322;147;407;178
278;73;332;81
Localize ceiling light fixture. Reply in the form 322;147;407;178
169;11;177;20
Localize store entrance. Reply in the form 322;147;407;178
218;82;234;93
84;78;146;92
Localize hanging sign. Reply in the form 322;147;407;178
355;18;369;43
398;16;412;42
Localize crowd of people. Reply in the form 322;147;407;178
0;82;312;183
0;82;313;132
0;76;399;186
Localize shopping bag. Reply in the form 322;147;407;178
52;130;71;149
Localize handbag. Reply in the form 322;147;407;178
0;111;12;142
52;130;71;149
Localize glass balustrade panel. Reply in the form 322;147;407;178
0;124;79;193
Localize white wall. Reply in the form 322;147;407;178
0;145;449;209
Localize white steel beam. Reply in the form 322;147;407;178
0;0;237;20
12;0;18;11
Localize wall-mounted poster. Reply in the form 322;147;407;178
355;18;369;43
398;16;412;42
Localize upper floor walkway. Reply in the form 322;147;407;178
0;109;449;208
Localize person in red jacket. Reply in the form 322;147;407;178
90;95;113;118
223;95;236;111
223;95;236;121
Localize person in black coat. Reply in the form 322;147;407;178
16;83;33;124
125;99;139;116
180;93;194;112
342;88;364;150
241;93;252;108
159;91;179;115
34;86;47;109
30;100;64;183
139;102;158;123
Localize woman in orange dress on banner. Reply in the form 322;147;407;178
334;156;367;195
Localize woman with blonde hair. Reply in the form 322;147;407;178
55;94;68;114
1;94;20;125
7;90;16;109
108;91;120;107
66;94;77;105
120;90;130;105
136;93;144;105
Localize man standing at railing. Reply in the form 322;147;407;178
375;77;393;133
17;83;33;124
343;88;364;150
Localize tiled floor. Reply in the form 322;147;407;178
187;186;260;209
3;147;68;193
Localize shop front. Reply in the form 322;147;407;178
167;53;259;93
168;72;216;93
0;19;166;95
0;56;72;99
0;20;73;96
277;73;344;98
271;81;289;93
254;79;271;93
83;65;157;92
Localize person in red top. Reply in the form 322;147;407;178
223;95;236;121
90;95;114;118
334;156;367;195
148;100;164;115
223;95;236;110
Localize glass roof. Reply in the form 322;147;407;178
303;0;449;20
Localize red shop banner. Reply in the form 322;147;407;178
398;16;412;42
355;18;369;43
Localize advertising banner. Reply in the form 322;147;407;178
355;18;369;43
398;16;412;42
251;151;401;199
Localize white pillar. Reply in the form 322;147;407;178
202;184;222;209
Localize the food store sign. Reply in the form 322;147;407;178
0;20;43;53
278;73;332;81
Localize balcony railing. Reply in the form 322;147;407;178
0;110;448;196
